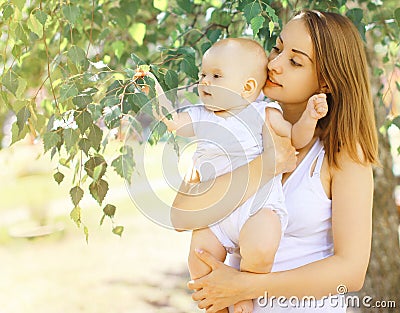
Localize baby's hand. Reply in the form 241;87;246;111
307;93;328;120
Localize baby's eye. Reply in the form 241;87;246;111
213;74;221;78
199;73;206;78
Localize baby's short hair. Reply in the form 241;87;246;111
208;38;268;86
212;37;267;60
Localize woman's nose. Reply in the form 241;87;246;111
267;55;283;74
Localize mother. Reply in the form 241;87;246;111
172;9;379;312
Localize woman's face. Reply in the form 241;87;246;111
262;18;321;107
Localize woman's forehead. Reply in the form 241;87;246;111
280;19;314;59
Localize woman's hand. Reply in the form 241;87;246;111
188;249;249;313
263;119;297;176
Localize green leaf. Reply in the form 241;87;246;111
243;2;262;24
177;0;193;13
164;70;179;89
62;5;80;25
92;164;104;182
153;0;168;11
67;45;87;66
73;94;92;109
103;204;116;218
2;70;19;96
70;206;81;227
110;7;128;28
112;40;125;59
395;8;400;27
27;12;43;38
104;106;121;128
250;15;265;37
129;92;150;109
13;0;25;11
54;171;65;185
60;84;79;102
392;116;400;129
35;10;48;25
112;226;124;237
128;23;146;46
206;29;222;43
111;151;135;182
63;128;79;152
87;124;103;151
74;111;92;134
16;23;29;45
78;138;91;156
70;186;84;207
43;132;61;152
180;58;199;80
100;214;106;226
16;77;27;99
130;53;146;66
210;10;231;27
264;4;278;23
16;106;31;135
84;156;107;179
89;179;109;205
3;4;14;19
11;122;28;145
268;20;275;36
84;225;89;243
346;8;363;24
201;42;212;54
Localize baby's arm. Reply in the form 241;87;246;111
267;107;292;139
147;71;195;137
291;93;328;149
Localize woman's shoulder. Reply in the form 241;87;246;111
329;143;372;177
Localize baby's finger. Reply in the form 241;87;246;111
315;93;327;99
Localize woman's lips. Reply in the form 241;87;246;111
265;78;282;87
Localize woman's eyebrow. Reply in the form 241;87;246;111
292;49;313;63
278;35;313;63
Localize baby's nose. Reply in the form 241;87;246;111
200;79;211;86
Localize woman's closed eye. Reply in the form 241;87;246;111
272;46;281;53
290;58;302;66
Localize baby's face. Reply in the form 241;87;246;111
198;45;264;112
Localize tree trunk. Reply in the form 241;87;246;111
359;50;400;312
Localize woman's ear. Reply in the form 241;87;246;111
241;78;258;98
319;82;330;94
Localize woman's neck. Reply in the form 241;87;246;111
281;102;307;124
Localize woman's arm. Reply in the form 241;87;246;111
188;150;373;312
171;122;297;230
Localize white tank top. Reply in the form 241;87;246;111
227;139;346;312
272;138;333;272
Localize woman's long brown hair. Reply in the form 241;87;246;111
297;10;379;168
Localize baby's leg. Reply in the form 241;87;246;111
188;228;228;313
233;208;282;313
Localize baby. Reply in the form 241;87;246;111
150;38;327;313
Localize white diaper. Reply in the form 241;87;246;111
209;175;287;254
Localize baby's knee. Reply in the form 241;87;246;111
240;243;275;271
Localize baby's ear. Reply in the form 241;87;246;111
241;78;258;98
